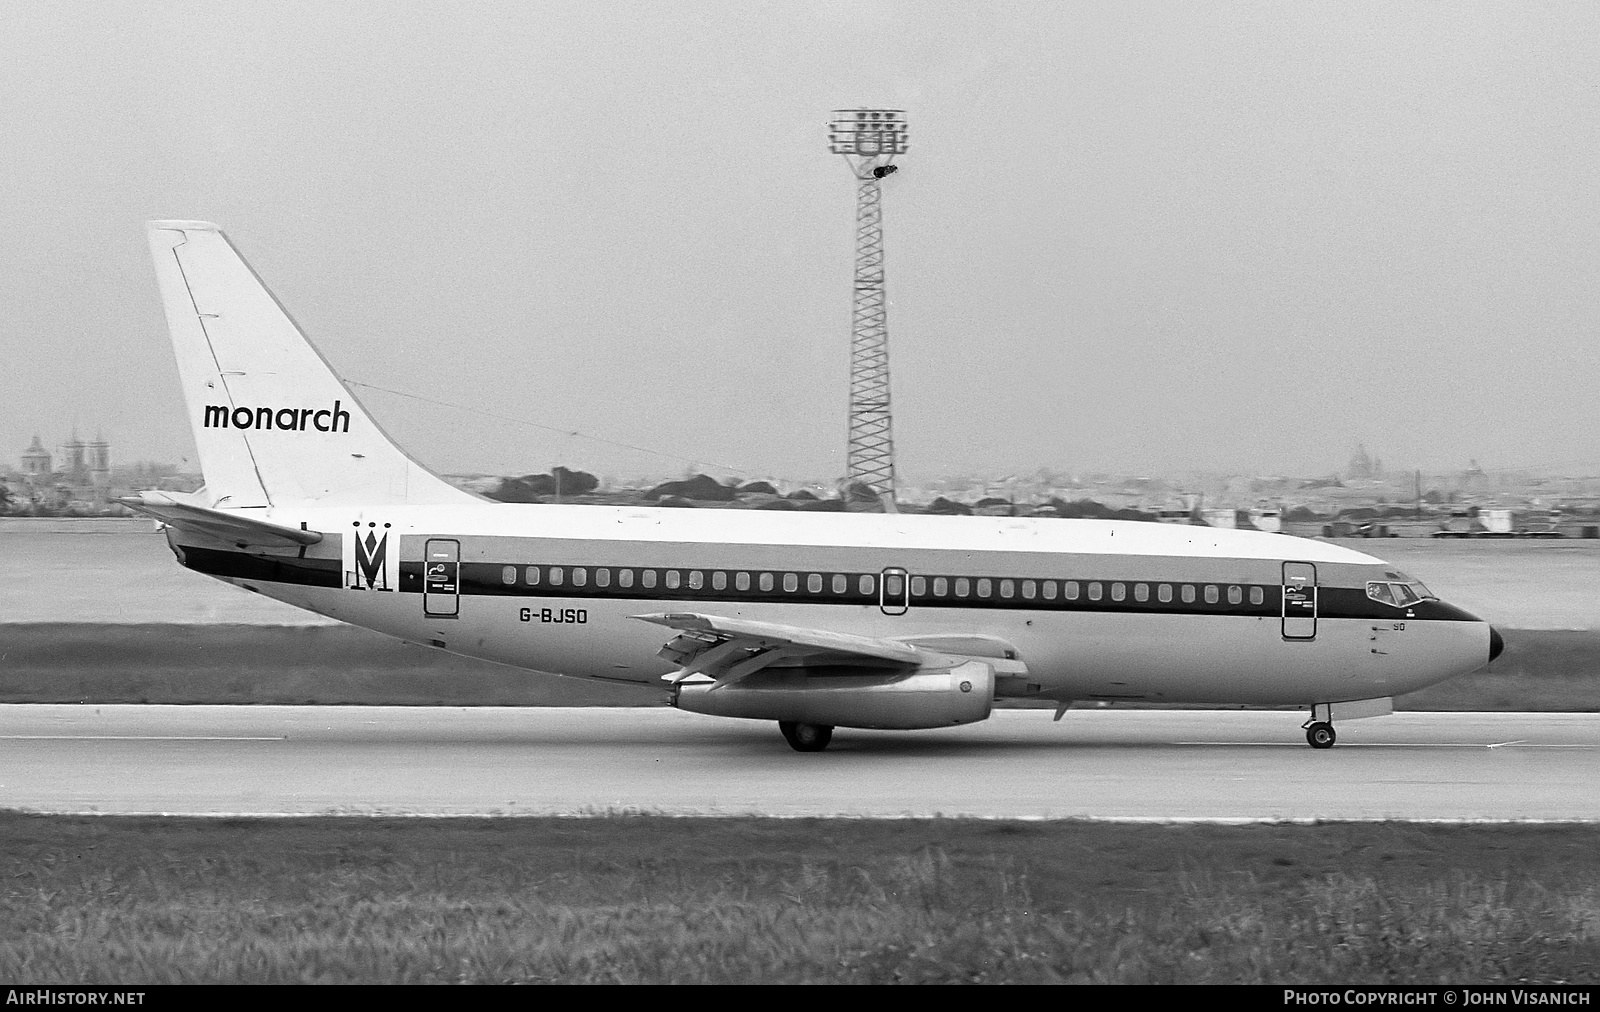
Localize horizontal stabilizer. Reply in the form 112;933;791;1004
117;492;323;549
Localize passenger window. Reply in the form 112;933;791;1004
910;576;926;596
933;577;949;596
977;579;992;597
1227;585;1241;605
832;574;847;594
596;568;611;588
1181;585;1195;604
1000;580;1015;598
1111;582;1125;602
1065;581;1079;601
642;570;657;589
1158;584;1172;603
760;573;774;592
955;578;970;597
1204;585;1219;604
1249;586;1264;606
572;568;587;587
1022;580;1037;600
1088;582;1102;601
736;572;750;591
783;573;798;592
525;566;540;585
808;573;823;593
859;574;875;595
549;567;564;587
501;566;516;585
666;571;681;589
1134;583;1149;603
687;571;703;590
712;571;727;591
1367;582;1397;607
619;569;634;588
1043;581;1058;600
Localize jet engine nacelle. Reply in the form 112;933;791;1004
673;659;995;730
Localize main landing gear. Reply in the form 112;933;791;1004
1303;720;1337;749
779;721;834;752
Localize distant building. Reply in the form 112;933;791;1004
20;435;50;476
56;429;108;489
86;431;111;489
1346;443;1383;481
61;431;86;475
10;429;114;505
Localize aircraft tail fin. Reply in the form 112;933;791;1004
146;220;476;508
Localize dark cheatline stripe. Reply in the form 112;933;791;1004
176;547;1480;623
180;546;341;588
1402;599;1484;623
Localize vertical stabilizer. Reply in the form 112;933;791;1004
147;221;475;508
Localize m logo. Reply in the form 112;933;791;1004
344;522;400;591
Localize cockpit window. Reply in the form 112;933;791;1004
1391;583;1423;608
1368;580;1434;607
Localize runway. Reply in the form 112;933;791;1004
2;705;1597;821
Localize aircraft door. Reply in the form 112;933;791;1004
1282;562;1317;640
424;539;460;618
880;567;909;616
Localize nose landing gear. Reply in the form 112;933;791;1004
1301;698;1393;748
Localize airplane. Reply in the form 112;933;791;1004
122;220;1503;752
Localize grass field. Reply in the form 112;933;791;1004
0;815;1594;984
2;622;1596;710
0;623;661;706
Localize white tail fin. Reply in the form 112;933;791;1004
147;221;475;508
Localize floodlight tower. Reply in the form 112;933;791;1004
829;108;907;510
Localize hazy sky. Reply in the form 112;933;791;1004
4;2;1599;485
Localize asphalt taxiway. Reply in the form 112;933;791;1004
1;705;1596;821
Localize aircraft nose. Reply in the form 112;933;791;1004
1489;626;1505;663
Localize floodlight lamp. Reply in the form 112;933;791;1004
828;108;909;157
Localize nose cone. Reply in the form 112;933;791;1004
1489;626;1505;664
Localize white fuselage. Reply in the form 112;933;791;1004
167;503;1494;709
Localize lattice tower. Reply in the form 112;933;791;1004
829;109;907;510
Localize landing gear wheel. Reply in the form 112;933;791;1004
779;721;834;752
1305;721;1337;749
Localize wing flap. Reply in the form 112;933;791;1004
635;612;923;686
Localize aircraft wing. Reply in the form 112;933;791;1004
117;492;323;549
634;612;924;688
